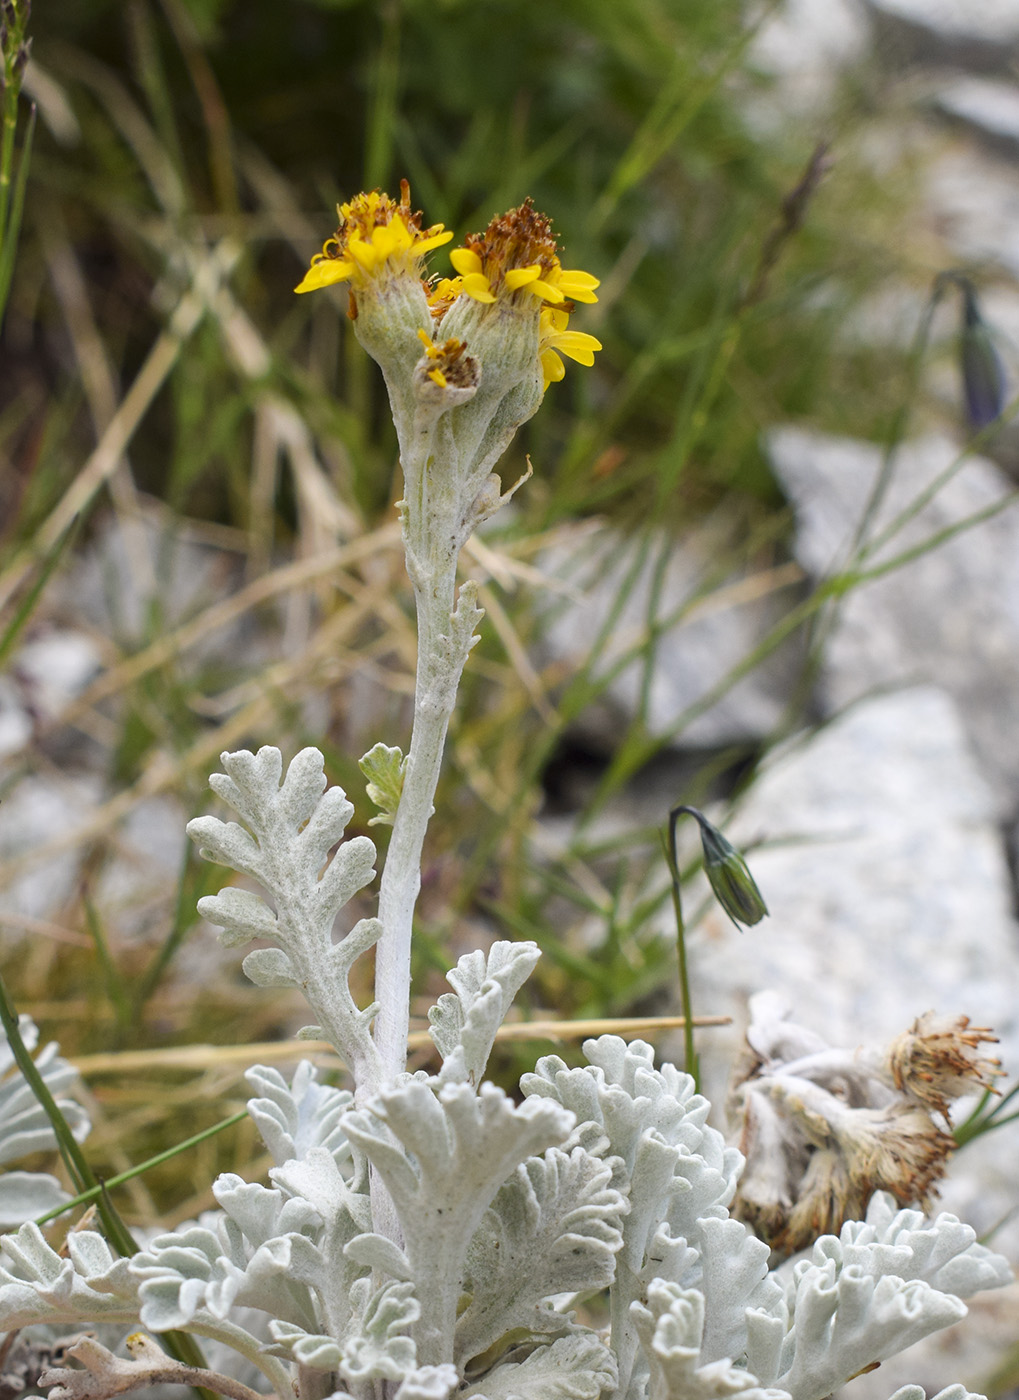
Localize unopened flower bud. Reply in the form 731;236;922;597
959;281;1006;431
674;806;768;929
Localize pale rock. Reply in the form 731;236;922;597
746;0;871;125
925;143;1019;278
14;629;103;723
0;679;32;760
0;773;103;923
866;0;1019;71
93;795;190;942
765;426;1019;809
690;688;1019;1254
936;75;1019;158
536;520;804;750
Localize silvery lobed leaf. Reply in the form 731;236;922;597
522;1038;741;1211
463;1333;617;1400
632;1279;789;1400
835;1193;1013;1297
130;1174;324;1332
696;1217;782;1367
0;1223;138;1330
888;1389;987;1400
395;1363;460;1400
266;1320;342;1370
428;941;541;1088
344;1080;574;1367
0;1171;74;1228
340;1279;420;1383
187;747;382;1085
254;1059;373;1174
271;1148;373;1334
457;1145;627;1365
748;1195;1008;1400
0;1016;90;1168
523;1036;744;1400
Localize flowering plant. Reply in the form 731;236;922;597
0;186;1009;1400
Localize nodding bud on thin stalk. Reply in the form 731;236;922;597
671;805;769;929
959;281;1006;431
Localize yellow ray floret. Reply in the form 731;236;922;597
539;307;603;391
295;180;453;294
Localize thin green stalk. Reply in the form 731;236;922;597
34;1109;248;1226
0;514;81;669
365;0;401;189
83;897;133;1035
663;810;698;1089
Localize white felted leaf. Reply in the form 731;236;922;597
395;1363;460;1400
345;1232;413;1281
242;947;299;987
0;1223;138;1330
270;1148;374;1333
266;1320;342;1369
746;1197;1012;1400
888;1388;987;1400
697;1216;782;1366
428;941;541;1088
632;1279;788;1400
0;1171;70;1227
344;1080;573;1366
188;747;382;1084
836;1194;1012;1297
458;1145;626;1364
340;1280;420;1383
0;1018;90;1167
523;1035;742;1400
765;1262;967;1400
463;1333;617;1400
195;886;278;948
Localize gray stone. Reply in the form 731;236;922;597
866;0;1019;72
746;0;871;124
925;142;1019;278
766;425;1019;809
0;773;103;923
690;687;1019;1255
93;795;189;943
14;629;103;724
536;522;805;751
937;76;1019;159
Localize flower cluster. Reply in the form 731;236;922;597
296;182;601;394
728;992;1001;1256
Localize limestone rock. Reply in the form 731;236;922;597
766;425;1019;809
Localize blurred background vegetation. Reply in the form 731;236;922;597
0;0;929;1219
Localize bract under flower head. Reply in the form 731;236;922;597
294;180;452;295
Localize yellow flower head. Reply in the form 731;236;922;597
448;199;600;311
295;180;453;296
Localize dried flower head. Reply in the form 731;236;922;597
887;1011;1001;1117
729;993;999;1257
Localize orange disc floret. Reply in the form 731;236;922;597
448;199;600;310
295;180;453;294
